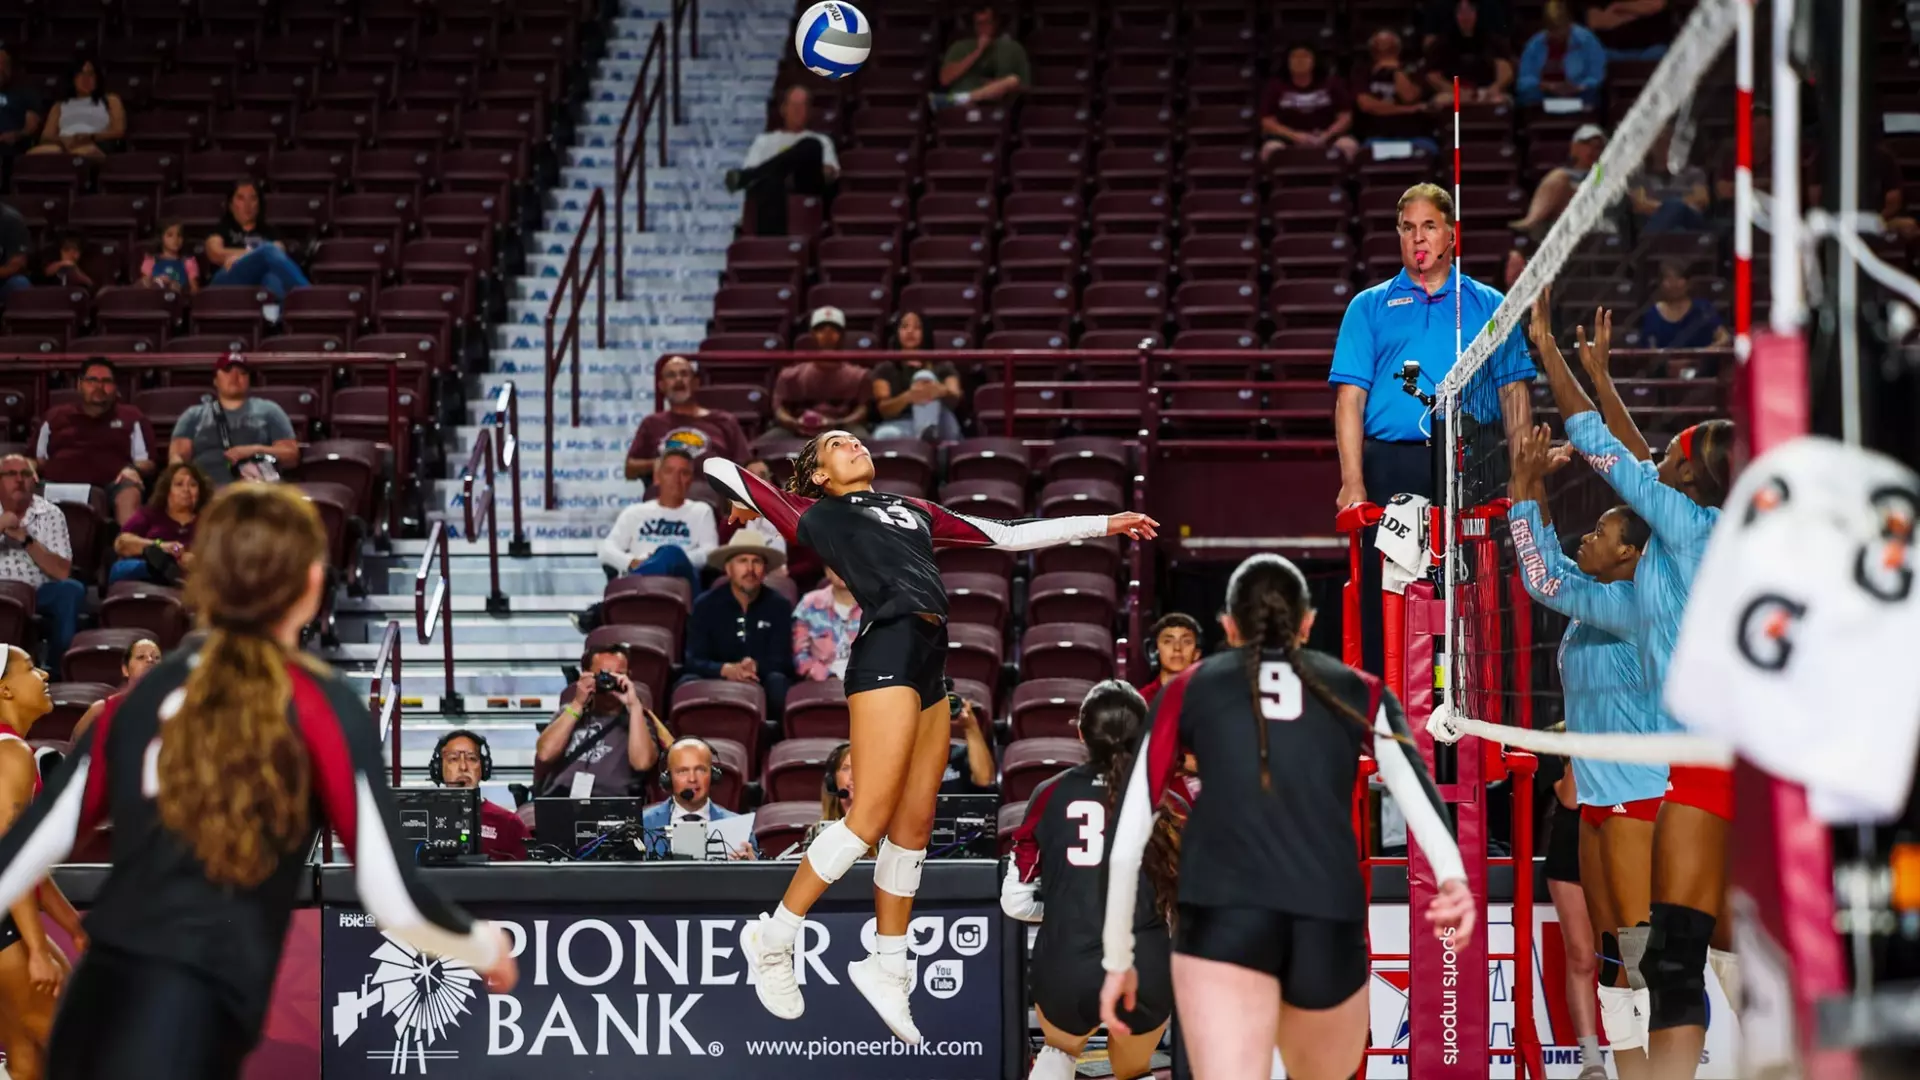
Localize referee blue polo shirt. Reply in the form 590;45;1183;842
1327;267;1537;441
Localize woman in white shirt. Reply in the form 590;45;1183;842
597;449;718;593
30;60;124;160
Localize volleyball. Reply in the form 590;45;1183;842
794;1;870;79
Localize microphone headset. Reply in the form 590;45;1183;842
658;736;721;803
428;729;493;786
822;741;852;801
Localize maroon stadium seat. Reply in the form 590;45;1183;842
944;622;1005;699
867;439;935;490
190;286;274;347
935;545;1017;580
290;439;382;526
669;679;768;776
583;624;676;708
39;682;114;743
1269;278;1357;329
1039;478;1124;518
1088;191;1169;236
937;478;1026;520
996;235;1078;285
62;629;153;686
93;286;180;343
726;236;810;288
711;284;798;335
599;575;692;656
97;152;182;206
332;193;414;249
904;236;988;285
1081;282;1166;332
1033;534;1124;578
755;801;823;860
764;737;844;803
997;801;1027;856
1008;147;1087;193
1001;737;1090;802
1;287;89;347
0;581;34;653
1001;193;1083;238
1085;235;1170;285
10;153;88;199
310;239;396;292
355;148;441;201
813;235;897;285
208;109;292;153
99;581;190;649
1028;571;1119;629
941;572;1011;633
1174;281;1260;332
946;437;1030;487
1011;678;1096;741
1183;145;1261;189
1020;624;1116;683
282;285;371;343
268;148;352;194
989;283;1074;333
783;678;850;740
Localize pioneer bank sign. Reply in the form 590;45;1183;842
321;905;1001;1079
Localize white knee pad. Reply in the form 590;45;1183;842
1597;985;1646;1051
1633;987;1652;1047
1027;1045;1076;1080
1709;948;1740;1012
804;820;869;885
874;838;927;898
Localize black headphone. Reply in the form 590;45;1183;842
429;729;493;785
658;736;721;798
822;741;852;800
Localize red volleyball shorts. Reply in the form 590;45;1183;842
1579;796;1663;829
1663;765;1735;820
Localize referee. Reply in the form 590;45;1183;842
1327;182;1536;672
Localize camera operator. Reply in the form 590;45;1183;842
944;689;997;794
534;645;661;797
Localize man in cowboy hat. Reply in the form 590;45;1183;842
679;530;795;717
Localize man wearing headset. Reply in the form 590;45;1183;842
640;737;758;860
1136;613;1202;701
431;730;530;861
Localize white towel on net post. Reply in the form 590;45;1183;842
1666;437;1920;824
1376;493;1432;595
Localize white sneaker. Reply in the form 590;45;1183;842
848;953;922;1045
740;914;804;1020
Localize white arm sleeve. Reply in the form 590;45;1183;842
1100;736;1156;973
1374;706;1467;886
947;510;1110;552
999;861;1044;923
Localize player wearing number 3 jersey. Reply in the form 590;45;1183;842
1099;554;1473;1080
704;433;1158;1046
1001;681;1177;1080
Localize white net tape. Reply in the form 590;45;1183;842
1434;0;1743;403
1425;705;1735;767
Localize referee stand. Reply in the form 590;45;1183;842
1339;500;1548;1080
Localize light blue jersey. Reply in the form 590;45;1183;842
1565;411;1721;735
1510;499;1669;805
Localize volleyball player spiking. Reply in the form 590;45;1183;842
0;484;516;1080
1510;310;1666;1080
1001;680;1180;1080
703;435;1157;1044
1537;289;1737;1080
1097;554;1475;1080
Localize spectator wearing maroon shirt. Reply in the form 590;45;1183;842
1137;613;1201;701
34;358;156;526
773;307;871;437
1355;29;1440;155
107;461;210;584
1584;0;1672;63
1425;0;1515;105
1260;44;1358;164
626;355;749;481
431;730;531;862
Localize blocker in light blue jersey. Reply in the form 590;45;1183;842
1510;499;1669;806
1564;411;1721;734
1327;268;1537;442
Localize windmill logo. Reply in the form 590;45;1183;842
332;934;484;1073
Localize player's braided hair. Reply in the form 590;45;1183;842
1687;419;1737;509
786;435;827;499
1082;680;1183;927
1228;554;1379;791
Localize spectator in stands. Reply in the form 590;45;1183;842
1138;613;1202;700
34;358;156;526
1355;29;1440;155
1329;184;1534;670
774;308;871;437
0;47;44;175
598;448;716;592
870;313;963;441
1516;0;1607;109
929;3;1030;109
626;355;749;481
1629;127;1710;234
169;352;301;486
205;178;310;301
682;531;794;717
642;737;758;859
726;85;839;239
0;456;81;678
140;221;202;294
431;730;530;862
1508;123;1606;236
1639;261;1729;350
1426;0;1515;105
1584;0;1673;63
40;230;94;291
108;461;209;585
944;693;997;793
535;644;661;798
1423;0;1513;51
71;636;161;742
792;566;860;682
1260;43;1359;164
795;741;871;857
0;202;32;305
28;59;124;161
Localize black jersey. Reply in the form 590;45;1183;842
1002;763;1167;955
704;457;1108;626
1101;648;1462;971
0;645;496;1037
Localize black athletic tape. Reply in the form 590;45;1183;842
1599;931;1622;987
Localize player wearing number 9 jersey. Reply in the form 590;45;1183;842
1001;681;1178;1080
1099;554;1474;1080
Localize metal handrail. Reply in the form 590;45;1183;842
369;620;403;785
413;521;463;715
612;22;669;299
543;186;607;509
670;0;700;124
492;381;531;558
461;414;508;616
